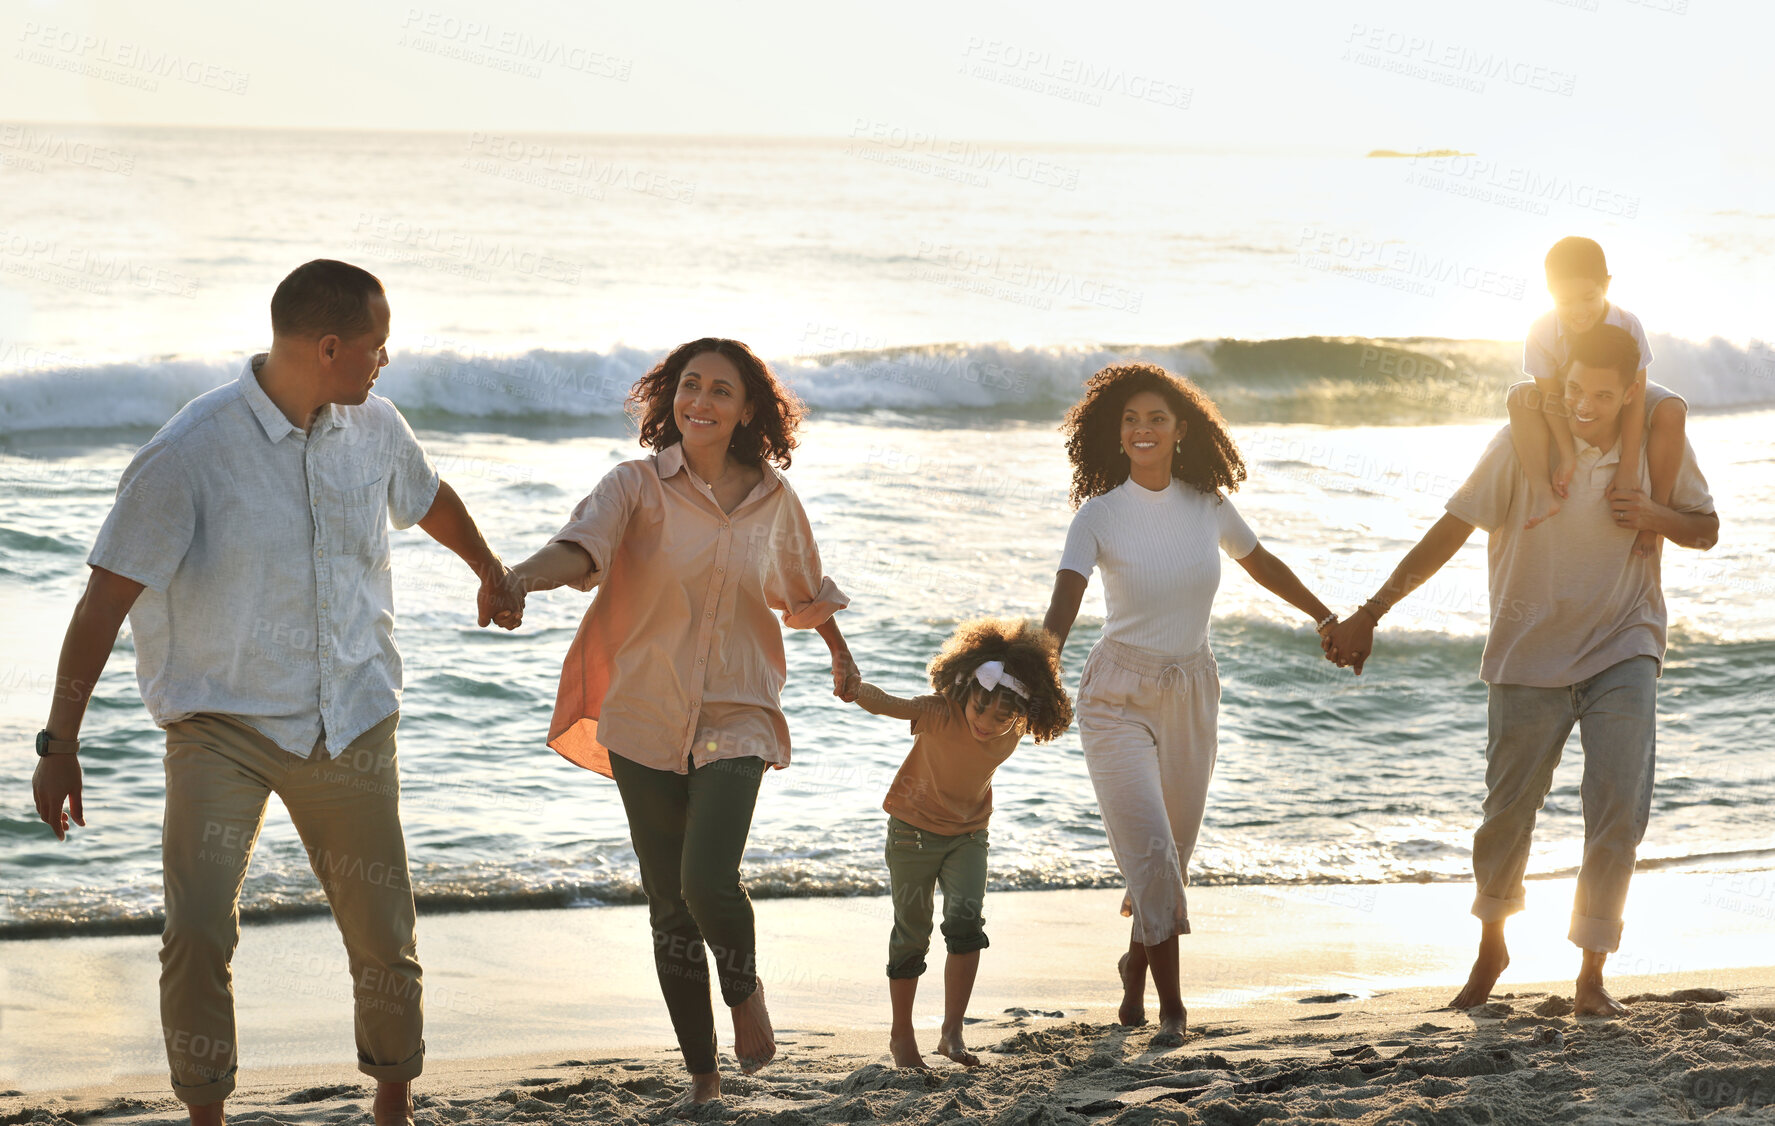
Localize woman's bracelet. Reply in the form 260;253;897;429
1314;611;1338;634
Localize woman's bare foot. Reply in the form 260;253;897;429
372;1081;413;1126
1117;951;1147;1027
1524;485;1563;529
935;1026;980;1067
1449;925;1510;1009
732;978;776;1074
889;1032;928;1069
1151;1008;1187;1048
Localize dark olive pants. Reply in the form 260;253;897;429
609;752;767;1075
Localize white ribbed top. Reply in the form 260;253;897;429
1058;477;1258;657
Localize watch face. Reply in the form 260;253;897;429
36;730;50;755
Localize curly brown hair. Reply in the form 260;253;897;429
927;617;1073;743
1060;362;1247;508
626;338;806;468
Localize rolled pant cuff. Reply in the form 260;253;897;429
170;1069;236;1106
358;1041;425;1083
1471;892;1524;923
943;933;991;956
1568;913;1623;954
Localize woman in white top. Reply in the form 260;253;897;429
1043;362;1341;1046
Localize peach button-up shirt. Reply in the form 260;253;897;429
546;443;849;778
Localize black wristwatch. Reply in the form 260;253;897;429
35;730;80;757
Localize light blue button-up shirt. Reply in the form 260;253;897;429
89;355;441;755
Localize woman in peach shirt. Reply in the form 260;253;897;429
506;338;858;1105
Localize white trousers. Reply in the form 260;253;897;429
1077;638;1220;946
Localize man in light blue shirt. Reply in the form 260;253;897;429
31;260;520;1126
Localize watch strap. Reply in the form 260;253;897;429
36;730;80;756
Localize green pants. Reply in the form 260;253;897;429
610;753;767;1075
884;815;990;979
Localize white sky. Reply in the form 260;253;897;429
2;0;1768;172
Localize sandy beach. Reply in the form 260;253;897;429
7;872;1773;1122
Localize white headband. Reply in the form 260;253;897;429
961;660;1029;699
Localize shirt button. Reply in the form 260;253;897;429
697;657;705;665
721;522;730;530
705;611;714;618
320;602;328;609
716;567;724;574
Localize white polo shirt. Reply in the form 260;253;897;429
1522;302;1655;381
89;354;441;755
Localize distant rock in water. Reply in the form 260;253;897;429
1366;148;1473;158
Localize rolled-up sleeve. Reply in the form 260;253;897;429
763;482;849;629
89;440;196;592
550;464;640;592
381;399;440;529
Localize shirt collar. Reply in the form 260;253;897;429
1573;429;1622;470
653;442;781;506
240;353;348;441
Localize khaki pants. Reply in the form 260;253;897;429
1077;639;1220;946
160;711;423;1104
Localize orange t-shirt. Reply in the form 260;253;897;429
881;695;1021;835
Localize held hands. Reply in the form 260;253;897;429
32;753;84;841
1322;611;1376;675
477;563;526;630
831;649;861;702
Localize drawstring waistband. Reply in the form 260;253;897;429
1091;638;1216;689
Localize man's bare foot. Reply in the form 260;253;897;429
1524;486;1563;529
186;1102;224;1126
889;1032;928;1070
1117;951;1146;1027
935;1026;980;1067
1151;1008;1187;1048
1631;529;1661;559
681;1072;721;1107
1449;926;1510;1009
732;978;776;1074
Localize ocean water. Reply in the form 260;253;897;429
2;127;1771;935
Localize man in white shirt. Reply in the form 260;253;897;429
1322;323;1718;1016
30;260;521;1126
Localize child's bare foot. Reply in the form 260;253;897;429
372;1081;414;1126
1552;453;1576;500
1117;951;1146;1027
1449;926;1509;1009
1631;529;1661;559
1151;1007;1187;1048
1524;485;1562;529
936;1026;980;1067
889;1032;929;1070
731;978;776;1074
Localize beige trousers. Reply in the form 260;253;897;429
159;711;423;1104
1077;639;1220;946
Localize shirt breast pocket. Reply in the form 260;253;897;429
337;477;388;557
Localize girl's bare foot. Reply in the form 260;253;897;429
1117;951;1146;1027
889;1032;928;1069
1151;1007;1187;1048
1631;529;1661;558
935;1026;980;1067
1524;486;1563;529
1552;453;1576;499
732;978;776;1074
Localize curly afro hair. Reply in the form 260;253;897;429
1060;361;1247;508
927;617;1073;743
627;337;806;469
